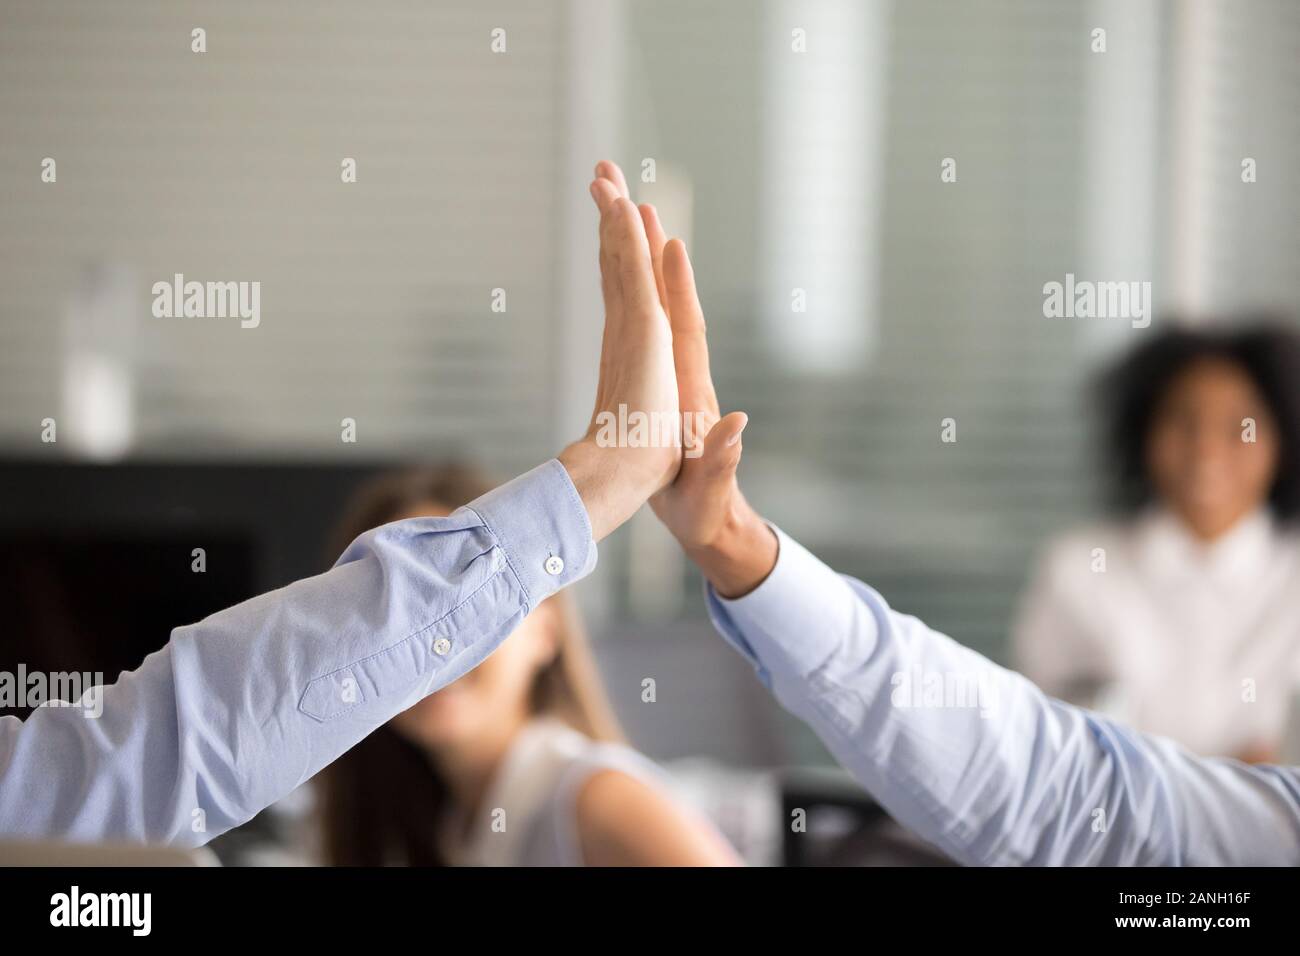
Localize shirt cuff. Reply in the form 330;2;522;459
704;526;874;689
465;458;598;612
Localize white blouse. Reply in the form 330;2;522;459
1013;508;1300;758
439;718;666;867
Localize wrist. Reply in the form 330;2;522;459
558;438;664;542
684;497;778;599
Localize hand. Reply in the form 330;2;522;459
558;171;682;541
592;161;777;597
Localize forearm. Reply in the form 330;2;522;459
0;460;596;845
559;439;663;542
0;160;681;847
703;527;1300;865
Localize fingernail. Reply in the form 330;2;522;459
727;423;746;446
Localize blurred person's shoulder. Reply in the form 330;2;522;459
537;720;670;813
1037;509;1300;593
1253;517;1300;589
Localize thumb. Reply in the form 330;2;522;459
695;411;748;476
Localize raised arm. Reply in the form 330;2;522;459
594;159;1300;866
702;525;1300;865
0;463;593;845
0;173;680;847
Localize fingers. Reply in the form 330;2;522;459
662;238;718;415
591;162;667;310
694;410;748;478
638;203;669;310
591;160;666;311
662;238;700;318
595;160;631;200
591;179;656;324
589;176;620;215
602;197;659;324
591;178;623;326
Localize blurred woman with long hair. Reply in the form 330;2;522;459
318;464;738;866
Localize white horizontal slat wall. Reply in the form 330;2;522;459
810;0;1100;656
0;0;566;470
1168;0;1300;314
624;0;1299;658
623;0;1101;656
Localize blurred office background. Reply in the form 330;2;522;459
1;0;1297;863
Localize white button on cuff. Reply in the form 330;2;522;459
544;555;565;576
433;638;451;656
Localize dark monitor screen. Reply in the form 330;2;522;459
0;531;255;719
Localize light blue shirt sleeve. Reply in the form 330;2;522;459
705;527;1300;866
0;459;596;847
